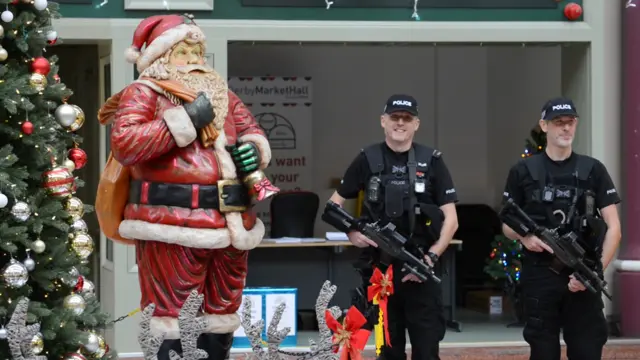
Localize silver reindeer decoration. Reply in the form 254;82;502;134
5;298;47;360
138;290;209;360
241;280;343;360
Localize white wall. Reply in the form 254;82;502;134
228;43;562;232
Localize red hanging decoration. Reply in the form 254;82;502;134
31;57;51;76
564;2;582;21
367;265;394;347
21;121;33;135
53;74;61;84
68;147;87;170
325;306;371;360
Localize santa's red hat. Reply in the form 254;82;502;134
125;14;206;72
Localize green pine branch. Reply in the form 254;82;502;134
0;1;115;358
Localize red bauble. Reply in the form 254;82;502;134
68;147;87;170
21;121;33;135
564;2;582;21
31;57;50;76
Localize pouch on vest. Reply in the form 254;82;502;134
384;179;408;219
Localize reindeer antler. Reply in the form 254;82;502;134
6;298;47;360
138;303;166;360
241;296;267;359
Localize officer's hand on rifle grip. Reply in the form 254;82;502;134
347;231;378;248
521;234;554;254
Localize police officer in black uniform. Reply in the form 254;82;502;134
501;98;622;360
325;94;459;360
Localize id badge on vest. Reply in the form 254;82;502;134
415;178;426;193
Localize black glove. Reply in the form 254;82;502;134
183;92;215;129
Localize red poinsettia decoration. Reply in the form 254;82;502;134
367;265;394;346
325;306;371;360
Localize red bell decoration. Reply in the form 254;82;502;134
564;2;582;21
31;57;51;76
21;121;33;135
68;147;87;170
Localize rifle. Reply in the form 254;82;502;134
322;200;441;283
501;198;612;300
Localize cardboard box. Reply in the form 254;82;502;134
233;287;298;348
465;290;511;315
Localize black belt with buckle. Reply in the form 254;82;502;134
128;180;250;212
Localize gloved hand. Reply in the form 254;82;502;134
227;142;261;174
183;92;215;129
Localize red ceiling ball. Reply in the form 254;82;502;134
564;2;583;21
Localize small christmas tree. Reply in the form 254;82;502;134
521;124;546;158
484;234;522;282
0;1;114;359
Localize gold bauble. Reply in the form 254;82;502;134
31;239;46;254
83;332;106;357
63;293;86;316
69;105;85;132
31;332;44;355
29;72;47;92
70;233;94;260
65;197;84;219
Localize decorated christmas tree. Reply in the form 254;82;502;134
521;124;546;158
484;234;522;282
0;1;114;358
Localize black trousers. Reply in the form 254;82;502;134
521;263;608;360
379;264;446;360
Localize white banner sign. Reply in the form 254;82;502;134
228;77;313;235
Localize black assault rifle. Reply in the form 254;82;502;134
322;200;441;283
501;198;612;300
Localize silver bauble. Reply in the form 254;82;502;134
11;201;31;221
63;293;86;316
70;218;88;233
84;332;100;353
80;277;95;298
31;239;46;254
24;257;35;271
2;259;29;288
62;266;80;287
0;327;7;339
54;104;77;128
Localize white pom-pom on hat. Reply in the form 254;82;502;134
125;46;141;64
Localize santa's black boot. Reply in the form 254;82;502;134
156;339;183;360
197;332;234;359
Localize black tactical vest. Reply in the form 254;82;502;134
360;143;443;244
521;154;602;261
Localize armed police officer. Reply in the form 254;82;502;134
501;98;622;360
324;94;459;360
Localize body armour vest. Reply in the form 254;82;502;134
360;143;444;244
521;154;602;262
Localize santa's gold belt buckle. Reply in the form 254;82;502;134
217;179;247;213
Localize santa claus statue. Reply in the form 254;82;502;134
97;14;278;359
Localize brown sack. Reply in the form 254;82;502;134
95;89;136;245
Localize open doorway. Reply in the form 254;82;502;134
228;41;590;345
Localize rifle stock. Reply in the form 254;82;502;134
501;198;612;300
322;200;441;283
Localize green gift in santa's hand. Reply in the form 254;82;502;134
228;142;260;174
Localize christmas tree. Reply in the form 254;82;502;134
521;124;546;158
484;234;522;282
0;1;114;359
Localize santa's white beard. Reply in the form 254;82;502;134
140;59;229;130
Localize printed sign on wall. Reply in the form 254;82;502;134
228;76;313;236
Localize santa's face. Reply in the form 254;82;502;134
169;41;205;69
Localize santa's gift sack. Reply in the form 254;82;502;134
96;152;135;245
